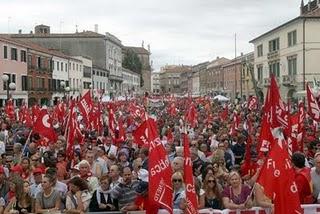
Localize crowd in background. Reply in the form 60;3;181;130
0;95;318;214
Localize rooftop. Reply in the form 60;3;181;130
124;46;150;55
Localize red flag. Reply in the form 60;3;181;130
229;112;240;136
5;100;15;121
220;105;228;121
306;83;320;122
167;102;177;116
257;127;302;214
257;115;273;156
78;91;93;127
183;133;198;214
108;107;116;134
31;105;41;123
139;118;173;214
297;102;305;151
132;120;149;147
248;96;258;111
33;109;57;142
185;103;197;128
264;75;289;130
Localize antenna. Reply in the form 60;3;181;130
75;24;78;33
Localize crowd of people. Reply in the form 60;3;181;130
0;95;318;214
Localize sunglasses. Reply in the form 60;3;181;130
190;144;197;147
208;180;216;183
172;179;182;183
31;159;39;161
137;165;142;169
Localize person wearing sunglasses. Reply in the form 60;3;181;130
203;175;222;210
172;172;186;210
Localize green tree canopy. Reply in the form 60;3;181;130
122;50;144;87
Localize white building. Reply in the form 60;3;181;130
68;57;84;99
106;32;123;96
250;1;320;101
122;68;141;96
151;72;160;94
74;56;93;96
51;53;69;102
92;66;109;98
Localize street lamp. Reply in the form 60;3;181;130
2;74;16;103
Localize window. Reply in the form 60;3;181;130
11;48;17;60
52;60;55;70
288;57;297;75
28;77;33;90
28;55;32;66
21;76;28;91
11;74;16;83
269;62;280;77
73;63;75;70
48;79;52;91
57;61;59;71
65;64;67;72
37;57;41;68
76;64;78;71
288;30;297;47
61;62;64;71
269;38;279;52
20;50;26;62
52;79;57;91
3;46;7;59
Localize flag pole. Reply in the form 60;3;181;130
22;129;33;157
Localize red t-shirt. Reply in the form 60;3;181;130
295;168;312;204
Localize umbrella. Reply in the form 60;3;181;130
213;95;230;101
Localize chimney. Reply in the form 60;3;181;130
30;31;33;34
18;29;22;34
308;0;311;11
94;24;98;33
241;52;244;56
216;56;220;60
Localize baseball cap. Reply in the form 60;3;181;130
33;167;43;175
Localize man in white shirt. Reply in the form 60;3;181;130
311;152;320;202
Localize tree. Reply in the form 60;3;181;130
122;50;144;87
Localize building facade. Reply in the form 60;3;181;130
200;57;230;95
192;62;209;96
73;56;92;97
250;1;320;101
122;68;140;96
0;37;28;107
9;25;120;95
92;66;109;98
240;52;255;100
105;32;123;96
159;65;192;94
222;57;242;99
26;43;53;106
151;72;160;94
123;46;151;92
51;53;69;102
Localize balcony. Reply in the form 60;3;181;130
282;75;297;87
267;51;279;61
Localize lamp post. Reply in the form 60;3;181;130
2;74;16;104
65;86;70;104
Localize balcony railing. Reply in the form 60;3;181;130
267;50;279;60
282;75;297;86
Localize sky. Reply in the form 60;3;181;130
0;0;301;70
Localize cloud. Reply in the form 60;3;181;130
0;0;301;70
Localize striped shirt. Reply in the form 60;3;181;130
110;180;139;209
